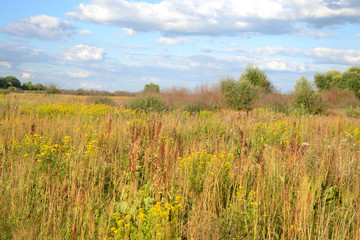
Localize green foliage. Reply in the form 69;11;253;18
94;96;115;106
219;77;255;110
240;65;273;92
341;66;360;98
21;82;46;91
126;94;168;112
314;70;342;91
0;76;21;89
46;85;61;94
293;76;325;114
143;83;160;93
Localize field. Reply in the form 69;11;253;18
1;92;360;239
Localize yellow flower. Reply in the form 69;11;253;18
24;153;29;157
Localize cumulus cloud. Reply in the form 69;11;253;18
0;61;12;69
66;71;90;78
22;69;36;79
64;44;105;61
0;15;76;40
66;0;360;36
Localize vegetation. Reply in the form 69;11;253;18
125;94;168;112
1;93;360;239
240;65;274;93
293;76;324;114
315;66;360;98
143;83;160;93
219;77;255;110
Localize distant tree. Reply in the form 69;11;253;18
33;83;46;91
3;76;21;88
294;76;324;114
21;82;34;90
341;66;360;98
240;65;273;93
143;83;160;93
219;77;255;110
0;77;6;88
314;70;342;91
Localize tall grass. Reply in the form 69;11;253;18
1;93;360;239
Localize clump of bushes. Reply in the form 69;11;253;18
220;77;255;110
126;94;168;112
293;76;325;115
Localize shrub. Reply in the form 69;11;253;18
322;87;359;108
125;94;167;112
94;96;115;106
46;85;61;94
252;92;294;114
293;77;325;114
220;77;255;110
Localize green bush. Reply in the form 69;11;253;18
220;77;255;110
94;96;115;106
126;94;168;112
46;85;60;94
293;77;325;114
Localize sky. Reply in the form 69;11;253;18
0;0;359;92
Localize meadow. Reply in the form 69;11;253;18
1;92;360;239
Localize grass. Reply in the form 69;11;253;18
1;93;360;239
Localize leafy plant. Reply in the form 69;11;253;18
126;94;167;112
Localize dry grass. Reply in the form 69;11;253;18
1;93;360;239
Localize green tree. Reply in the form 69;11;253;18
219;77;255;110
0;77;7;88
143;83;160;93
240;65;273;92
3;76;21;88
293;76;324;114
341;66;360;98
314;70;342;91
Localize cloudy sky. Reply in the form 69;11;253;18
0;0;359;92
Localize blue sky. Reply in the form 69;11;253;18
0;0;360;92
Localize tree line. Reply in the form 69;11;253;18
0;76;46;91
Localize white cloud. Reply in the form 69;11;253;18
22;70;36;79
66;71;90;78
356;33;360;38
0;61;12;69
157;37;191;45
66;0;360;36
64;44;105;61
248;46;360;65
0;15;76;40
122;28;136;36
79;29;92;35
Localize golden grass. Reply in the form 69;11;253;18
0;93;360;239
